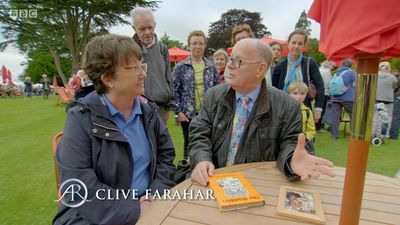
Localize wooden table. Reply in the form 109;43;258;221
137;162;400;225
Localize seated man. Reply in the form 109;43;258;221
189;39;335;186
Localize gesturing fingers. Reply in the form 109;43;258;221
314;157;334;168
309;169;321;179
315;164;336;177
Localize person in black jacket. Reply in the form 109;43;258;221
272;29;324;123
53;34;175;225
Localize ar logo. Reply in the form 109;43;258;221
56;178;90;208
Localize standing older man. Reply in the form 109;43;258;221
131;8;173;122
189;39;335;186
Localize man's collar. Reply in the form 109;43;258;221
224;79;270;116
143;36;156;48
133;34;157;49
235;85;261;102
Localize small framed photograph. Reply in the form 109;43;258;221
277;185;326;224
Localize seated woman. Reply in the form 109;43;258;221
53;34;176;225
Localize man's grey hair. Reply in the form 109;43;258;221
255;40;273;67
131;7;155;27
341;59;352;68
321;60;335;69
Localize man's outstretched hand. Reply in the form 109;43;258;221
291;133;336;181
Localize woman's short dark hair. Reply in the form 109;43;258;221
82;34;142;94
288;28;308;44
269;41;282;50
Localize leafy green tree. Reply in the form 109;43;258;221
295;10;312;36
388;58;400;70
207;9;271;55
304;38;326;64
0;0;157;85
21;50;72;85
159;32;186;50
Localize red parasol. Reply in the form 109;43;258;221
7;69;13;85
308;0;400;62
168;47;190;63
1;65;7;84
308;1;400;225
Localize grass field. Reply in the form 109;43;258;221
0;95;398;224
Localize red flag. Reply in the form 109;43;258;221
53;75;58;87
1;65;7;84
7;69;13;85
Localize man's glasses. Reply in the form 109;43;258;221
228;57;261;69
120;63;147;74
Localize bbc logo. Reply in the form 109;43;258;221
2;9;37;18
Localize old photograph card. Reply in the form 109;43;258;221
277;185;326;224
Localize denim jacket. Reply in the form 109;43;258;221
172;56;219;119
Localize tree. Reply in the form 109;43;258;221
305;38;326;64
207;9;271;55
295;10;312;36
21;49;72;84
388;58;400;70
159;32;186;50
0;0;157;85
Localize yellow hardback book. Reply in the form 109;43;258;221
208;172;265;211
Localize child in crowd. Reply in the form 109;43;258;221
288;81;316;153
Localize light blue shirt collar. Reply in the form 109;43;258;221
235;85;261;103
102;94;142;120
234;85;261;114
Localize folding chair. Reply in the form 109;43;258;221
54;87;72;105
65;84;76;98
52;132;63;203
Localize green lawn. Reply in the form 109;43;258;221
0;95;398;224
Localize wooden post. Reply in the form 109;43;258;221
339;53;382;225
